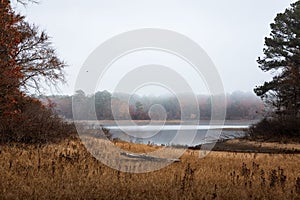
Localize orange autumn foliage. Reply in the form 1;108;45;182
0;0;72;143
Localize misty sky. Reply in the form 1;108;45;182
19;0;295;95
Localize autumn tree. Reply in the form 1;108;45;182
0;0;23;118
254;1;300;119
0;0;71;143
16;21;65;92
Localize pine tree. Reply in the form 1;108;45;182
254;1;300;119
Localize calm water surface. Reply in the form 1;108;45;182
103;123;251;146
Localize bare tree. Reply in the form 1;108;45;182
14;21;66;93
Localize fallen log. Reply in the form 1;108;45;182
120;152;180;162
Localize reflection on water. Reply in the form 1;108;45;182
104;124;249;147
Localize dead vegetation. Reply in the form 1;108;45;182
0;137;299;199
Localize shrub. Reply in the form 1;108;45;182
248;117;300;142
0;96;76;144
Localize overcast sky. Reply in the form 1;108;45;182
19;0;295;96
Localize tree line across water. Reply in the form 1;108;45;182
42;90;264;121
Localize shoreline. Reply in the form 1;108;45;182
196;138;300;154
110;136;300;154
73;119;259;126
112;136;300;154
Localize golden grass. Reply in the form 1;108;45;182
0;137;299;199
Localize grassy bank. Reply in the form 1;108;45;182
0;136;299;199
211;138;300;153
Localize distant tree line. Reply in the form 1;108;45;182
43;90;264;121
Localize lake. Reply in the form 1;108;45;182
99;120;255;147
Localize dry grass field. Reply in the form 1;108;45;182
0;136;300;199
